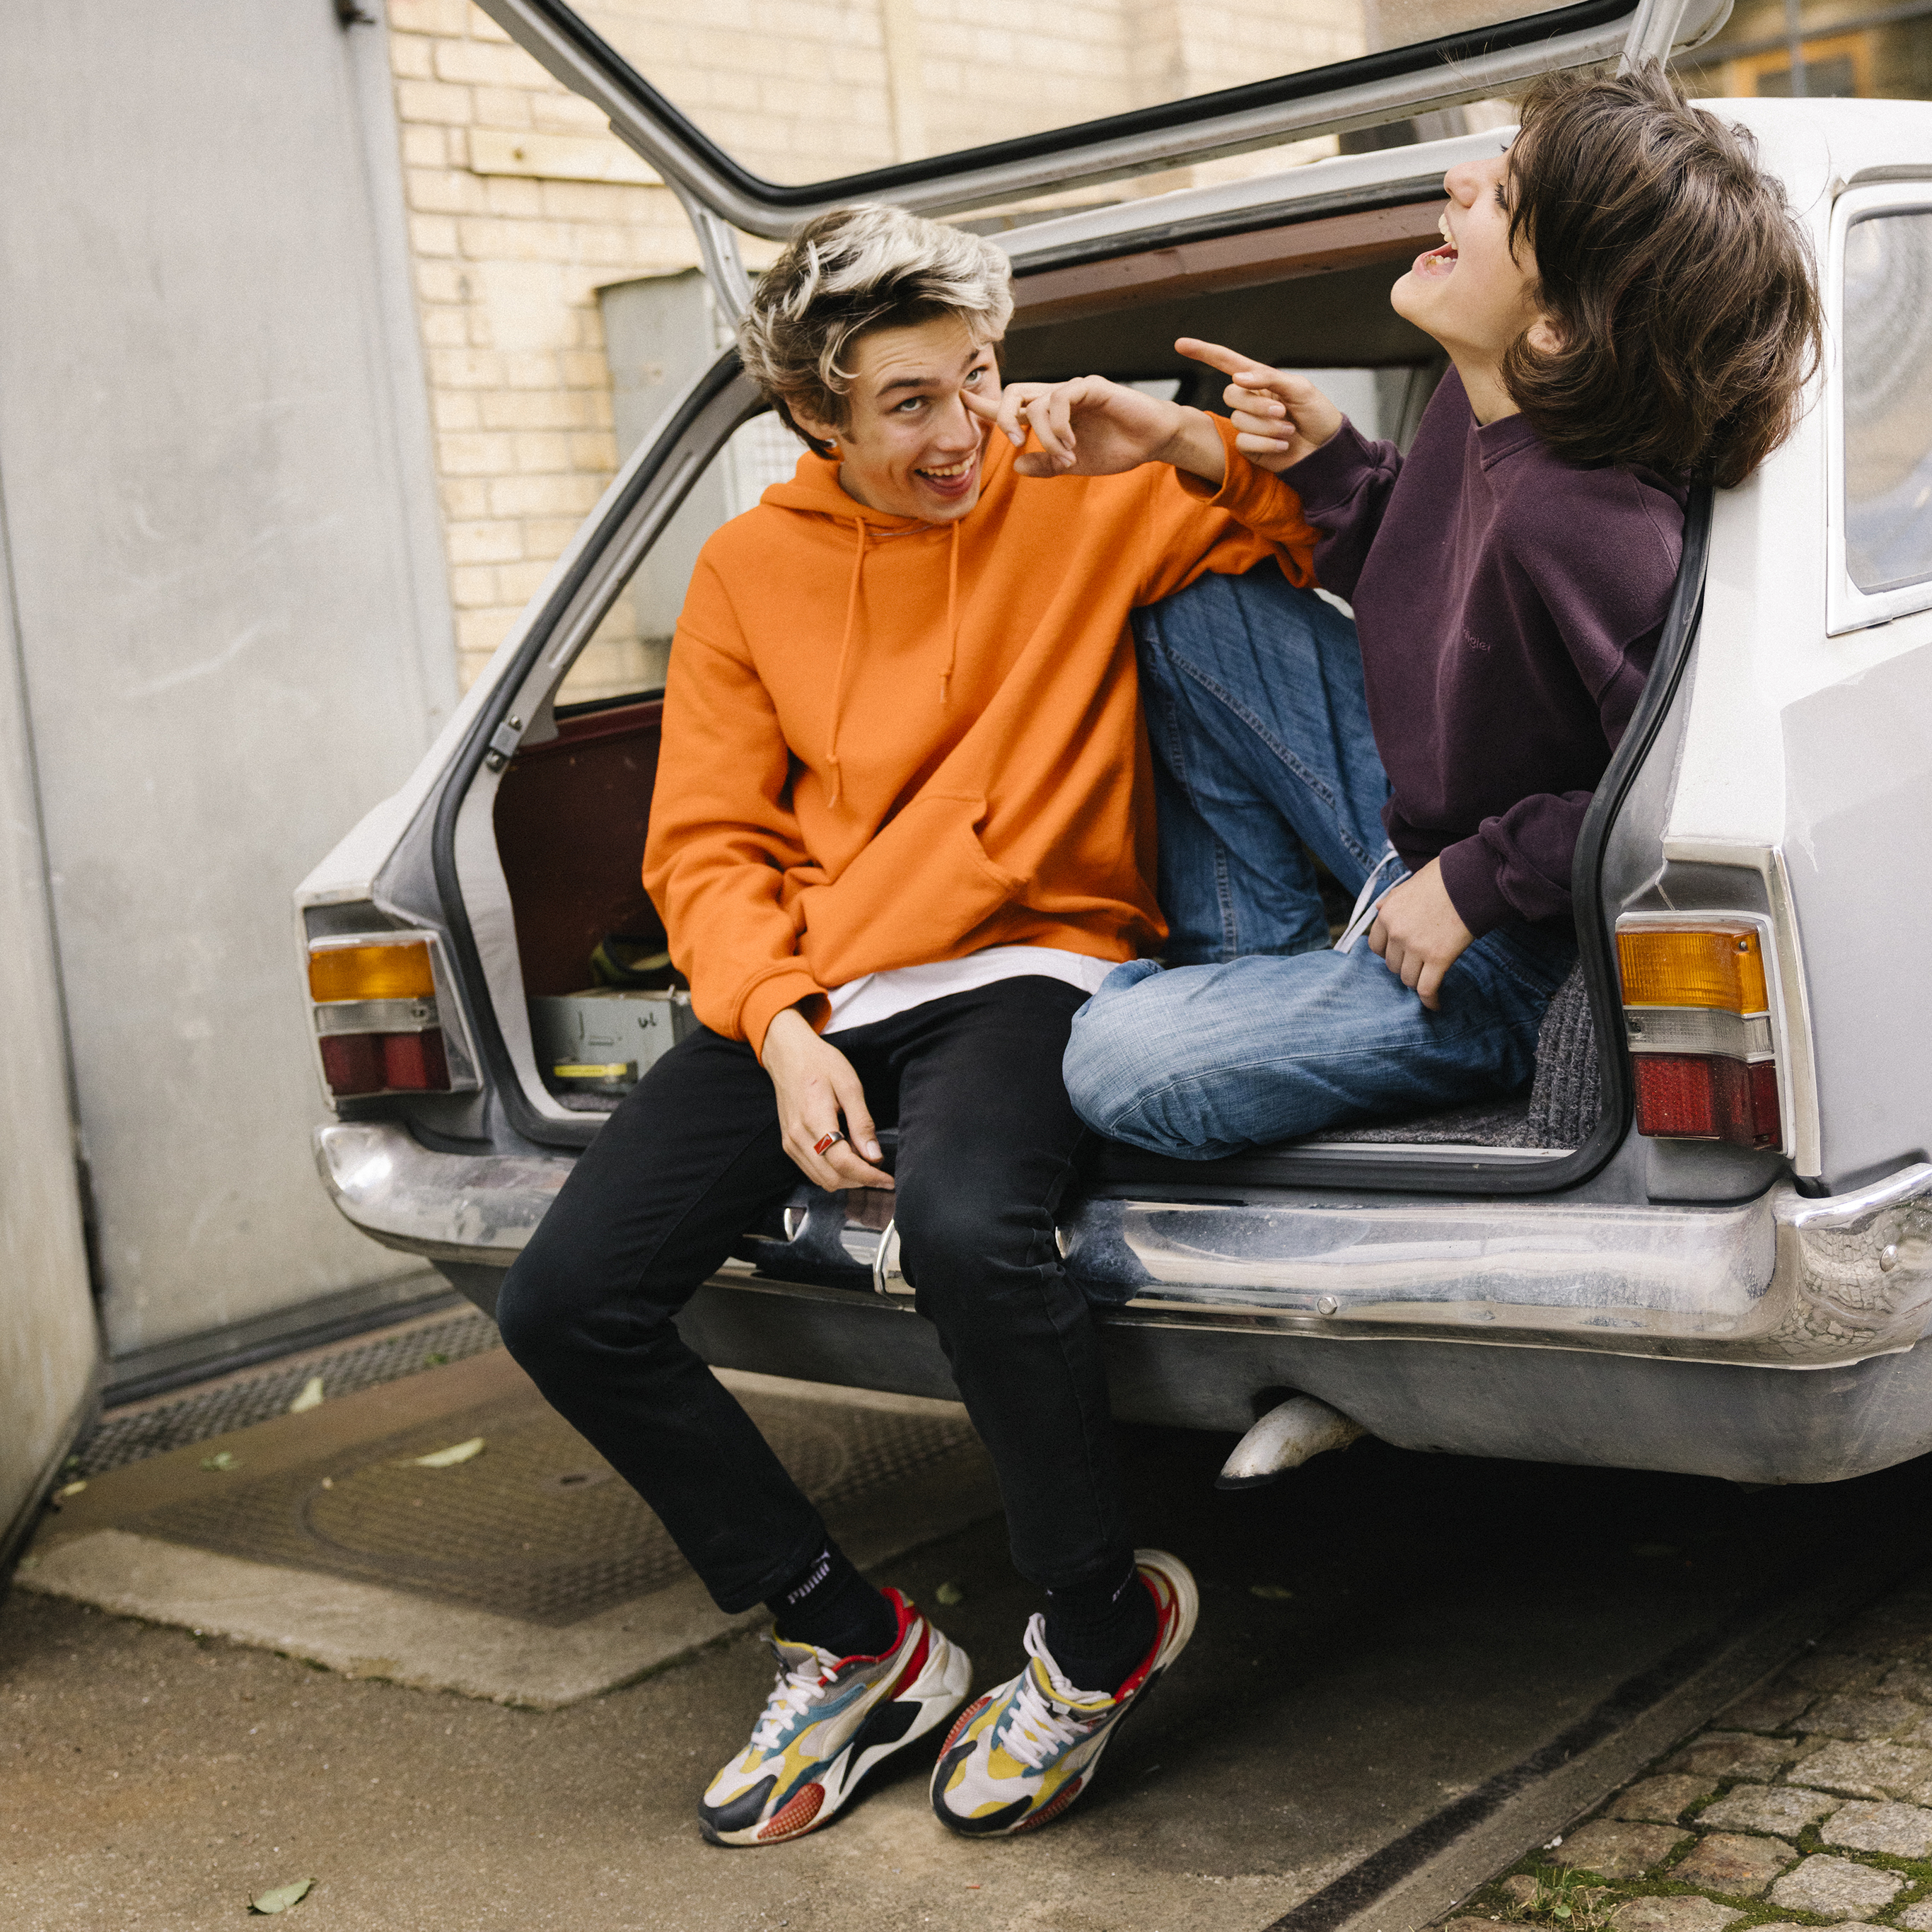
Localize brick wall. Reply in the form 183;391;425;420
386;0;704;692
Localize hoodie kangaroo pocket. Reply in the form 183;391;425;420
793;793;1022;984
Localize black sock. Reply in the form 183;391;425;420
1043;1557;1158;1696
766;1543;897;1660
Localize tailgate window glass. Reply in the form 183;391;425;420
564;0;1581;190
1844;209;1932;594
554;409;800;709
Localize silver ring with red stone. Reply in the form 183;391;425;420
813;1130;846;1157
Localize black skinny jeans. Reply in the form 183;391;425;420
496;975;1130;1614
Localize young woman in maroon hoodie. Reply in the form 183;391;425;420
1063;64;1821;1157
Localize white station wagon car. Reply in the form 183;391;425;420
298;0;1932;1489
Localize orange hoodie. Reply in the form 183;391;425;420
643;418;1320;1050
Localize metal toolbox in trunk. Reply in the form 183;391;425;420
529;988;696;1096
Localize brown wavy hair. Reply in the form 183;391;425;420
1501;64;1822;489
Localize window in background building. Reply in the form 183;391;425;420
1728;30;1870;95
1677;0;1932;102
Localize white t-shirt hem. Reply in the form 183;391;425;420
822;945;1115;1035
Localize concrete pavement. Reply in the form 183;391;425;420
11;1368;1932;1931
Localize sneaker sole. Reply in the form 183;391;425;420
702;1627;973;1848
932;1550;1199;1839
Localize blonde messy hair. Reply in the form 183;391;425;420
739;204;1014;456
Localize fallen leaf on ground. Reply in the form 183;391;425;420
201;1451;239;1472
248;1878;314;1914
936;1581;965;1606
411;1437;484;1468
288;1376;325;1414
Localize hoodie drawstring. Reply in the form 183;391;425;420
825;513;960;803
941;520;960;709
826;517;868;807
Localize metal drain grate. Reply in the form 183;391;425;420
72;1311;503;1478
129;1388;980;1626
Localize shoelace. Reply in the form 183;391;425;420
750;1655;832;1753
998;1619;1099;1770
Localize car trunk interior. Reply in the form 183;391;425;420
490;196;1605;1161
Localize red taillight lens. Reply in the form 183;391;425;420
319;1030;450;1098
1633;1054;1781;1150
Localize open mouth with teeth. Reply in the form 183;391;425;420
914;453;980;499
1413;220;1460;279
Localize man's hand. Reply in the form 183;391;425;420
962;376;1226;488
1368;859;1474;1012
1175;339;1345;474
760;1007;894;1191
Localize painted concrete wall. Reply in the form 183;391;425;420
0;2;457;1356
0;517;98;1548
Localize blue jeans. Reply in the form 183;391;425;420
1063;567;1577;1159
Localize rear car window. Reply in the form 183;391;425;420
1843;208;1932;595
561;0;1591;191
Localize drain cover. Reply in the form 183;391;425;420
131;1377;977;1627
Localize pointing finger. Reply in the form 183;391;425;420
1176;336;1274;381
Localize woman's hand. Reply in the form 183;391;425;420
760;1008;894;1191
1175;339;1345;473
1368;860;1475;1012
962;376;1226;487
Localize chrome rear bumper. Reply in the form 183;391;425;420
316;1122;1932;1371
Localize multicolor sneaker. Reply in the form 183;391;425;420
698;1589;972;1846
929;1549;1197;1837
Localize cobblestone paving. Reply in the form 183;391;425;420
1441;1570;1932;1932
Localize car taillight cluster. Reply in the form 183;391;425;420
308;938;452;1098
1616;922;1781;1151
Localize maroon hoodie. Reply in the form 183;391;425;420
1286;367;1688;936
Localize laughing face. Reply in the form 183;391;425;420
793;316;1001;523
1392;149;1545;407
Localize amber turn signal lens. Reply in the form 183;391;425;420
308;940;435;1004
1617;926;1768;1014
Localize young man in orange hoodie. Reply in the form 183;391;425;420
494;204;1352;1844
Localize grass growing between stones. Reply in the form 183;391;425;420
1460;1851;1844;1930
1442;1583;1932;1932
1778;1821;1932;1916
1451;1763;1931;1930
